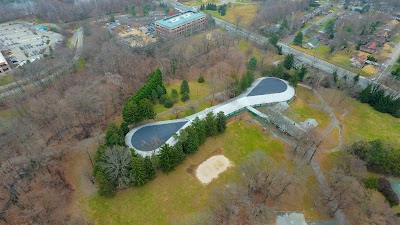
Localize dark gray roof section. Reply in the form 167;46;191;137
131;121;188;151
247;77;288;96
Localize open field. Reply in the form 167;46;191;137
0;75;12;86
154;79;212;115
290;45;366;75
84;116;329;224
207;4;257;27
285;87;330;132
361;65;377;77
86;120;288;224
318;87;400;147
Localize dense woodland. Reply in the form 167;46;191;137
0;0;152;23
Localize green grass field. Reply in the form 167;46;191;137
154;80;212;115
0;75;13;86
85;121;288;225
285;87;330;131
205;4;257;27
290;45;365;75
319;88;400;147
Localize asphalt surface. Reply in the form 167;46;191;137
247;77;287;96
131;121;188;151
0;27;83;98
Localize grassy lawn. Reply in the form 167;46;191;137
238;39;261;59
285;87;330;132
205;4;257;27
85;120;290;225
0;75;13;86
154;80;212;115
319;88;400;147
290;45;364;75
183;0;220;6
75;58;86;71
320;126;339;150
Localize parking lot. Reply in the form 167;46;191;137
0;21;63;67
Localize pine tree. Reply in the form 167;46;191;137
120;121;130;136
180;80;190;94
158;144;174;172
156;85;166;98
143;156;156;180
293;32;303;46
171;89;179;103
198;75;205;83
283;54;294;70
247;57;257;71
131;156;147;186
105;123;125;147
333;70;338;84
191;117;207;144
151;90;158;104
181;91;190;102
353;74;360;84
205;112;218;137
216;111;227;134
93;145;107;177
138;98;156;120
95;169;116;197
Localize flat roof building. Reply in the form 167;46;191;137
0;52;10;75
155;11;206;38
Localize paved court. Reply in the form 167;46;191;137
247;77;287;96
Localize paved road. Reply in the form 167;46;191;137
282;7;344;45
0;27;83;98
166;0;400;96
375;41;400;81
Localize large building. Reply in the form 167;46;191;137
0;52;10;75
155;11;206;38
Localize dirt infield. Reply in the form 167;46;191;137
196;155;232;185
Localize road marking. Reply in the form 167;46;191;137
376;45;400;80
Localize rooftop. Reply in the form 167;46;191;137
156;11;204;28
0;52;7;64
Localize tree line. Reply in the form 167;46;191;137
359;84;400;118
349;139;400;176
122;69;166;124
93;111;227;196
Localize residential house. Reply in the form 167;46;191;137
350;55;367;68
360;42;377;54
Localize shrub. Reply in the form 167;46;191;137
164;98;174;108
363;176;379;190
159;94;167;104
198;75;205;83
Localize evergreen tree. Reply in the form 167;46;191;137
333;70;338;84
277;45;283;55
138;98;156;120
181;91;190;102
298;65;307;81
158;144;174;172
143;156;156;180
268;33;279;47
191;117;207;144
205;112;218;137
93;145;107;177
180;80;190;94
247;57;257;71
293;32;303;46
156;84;166;98
120;121;130;136
131;156;147;186
289;73;300;87
283;54;294;70
105;123;125;147
151;90;158;104
216;111;227;134
198;75;205;83
171;89;179;103
95;169;116;197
